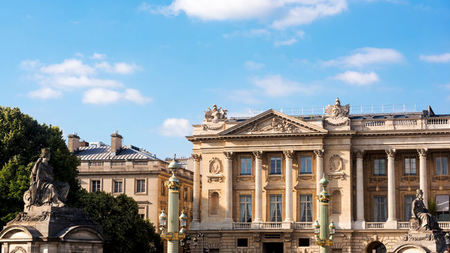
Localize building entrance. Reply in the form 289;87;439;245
263;242;283;253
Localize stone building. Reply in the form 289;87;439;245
68;131;193;228
187;100;450;253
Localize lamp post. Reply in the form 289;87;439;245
159;156;188;253
314;177;335;253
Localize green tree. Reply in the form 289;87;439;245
0;106;80;227
74;191;162;253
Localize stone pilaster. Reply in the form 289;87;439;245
418;148;428;207
223;152;233;227
283;150;294;227
354;150;365;229
191;154;202;228
386;149;397;228
253;151;263;225
314;149;324;219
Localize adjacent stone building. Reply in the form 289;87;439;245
187;100;450;253
68;132;193;228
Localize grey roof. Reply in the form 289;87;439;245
76;144;162;161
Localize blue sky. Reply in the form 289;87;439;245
0;0;449;158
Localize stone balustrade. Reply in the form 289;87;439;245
352;117;450;131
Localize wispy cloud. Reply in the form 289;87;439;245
333;71;379;85
244;61;265;70
147;0;347;30
323;47;404;67
274;38;297;47
419;53;450;63
21;54;150;105
252;74;317;97
159;118;192;137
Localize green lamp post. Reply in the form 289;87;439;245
314;177;335;253
159;156;188;253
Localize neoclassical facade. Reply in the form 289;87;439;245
187;100;450;253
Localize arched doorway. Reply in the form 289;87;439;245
367;241;386;253
393;244;428;253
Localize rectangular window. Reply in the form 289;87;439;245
237;238;248;248
404;158;417;176
298;238;310;247
136;179;146;193
239;195;252;222
300;156;312;174
91;180;101;192
374;159;386;176
436;157;448;175
184;187;188;201
374;196;387;222
161;181;166;196
270;157;282;175
113;180;123;193
300;194;313;222
436;195;449;221
404;195;415;221
269;195;282;222
240;157;252;175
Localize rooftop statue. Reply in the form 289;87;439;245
411;189;440;231
204;104;227;123
324;98;350;126
23;148;70;210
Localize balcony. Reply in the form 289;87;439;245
366;222;385;229
365;221;450;230
232;222;313;230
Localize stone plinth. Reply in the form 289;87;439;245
0;206;103;253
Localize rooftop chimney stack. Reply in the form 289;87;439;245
67;133;80;153
111;130;123;155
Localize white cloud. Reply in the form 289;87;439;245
222;28;270;39
22;56;148;104
419;53;450;63
153;0;347;29
124;89;152;104
334;71;379;85
324;47;404;67
159;118;192;137
252;74;315;97
95;61;140;74
91;53;107;60
40;59;96;75
228;89;262;104
274;38;297;47
28;87;63;99
244;61;265;70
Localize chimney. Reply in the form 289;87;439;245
111;130;123;154
67;133;80;153
79;140;89;147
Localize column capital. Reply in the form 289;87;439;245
224;152;234;160
191;153;202;161
253;151;263;159
417;148;428;158
353;149;364;159
386;149;396;158
314;149;324;158
283;150;295;159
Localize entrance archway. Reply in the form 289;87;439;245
366;241;386;253
393;244;428;253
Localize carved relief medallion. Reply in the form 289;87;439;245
329;154;343;171
209;158;223;175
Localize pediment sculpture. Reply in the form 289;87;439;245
325;98;350;126
23;148;69;211
204;105;227;123
248;116;302;134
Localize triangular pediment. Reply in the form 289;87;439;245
219;110;327;136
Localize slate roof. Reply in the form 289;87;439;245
76;144;162;161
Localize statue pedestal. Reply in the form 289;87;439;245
0;206;103;253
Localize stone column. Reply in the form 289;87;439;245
386;149;397;227
418;148;428;207
283;150;294;226
224;152;233;227
355;151;365;228
191;154;202;227
314;149;324;219
253;151;263;225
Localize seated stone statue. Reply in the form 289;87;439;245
411;189;440;231
23;148;69;210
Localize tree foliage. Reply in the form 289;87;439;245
0;106;80;227
74;191;162;253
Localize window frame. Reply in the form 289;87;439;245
239;195;252;222
269;194;282;222
300;194;313;222
404;157;417;176
373;158;386;176
373;195;387;222
270;156;282;175
435;156;448;176
300;156;312;174
90;179;101;192
240;156;252;176
135;179;146;194
113;179;123;194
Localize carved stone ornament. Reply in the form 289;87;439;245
191;153;202;162
329;154;343;172
203;104;227;123
328;171;347;180
325;98;350;126
209;158;223;175
248;116;302;134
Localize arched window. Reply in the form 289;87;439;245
366;241;386;253
332;190;341;214
209;192;220;215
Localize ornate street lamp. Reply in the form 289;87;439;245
159;156;187;253
314;177;335;253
